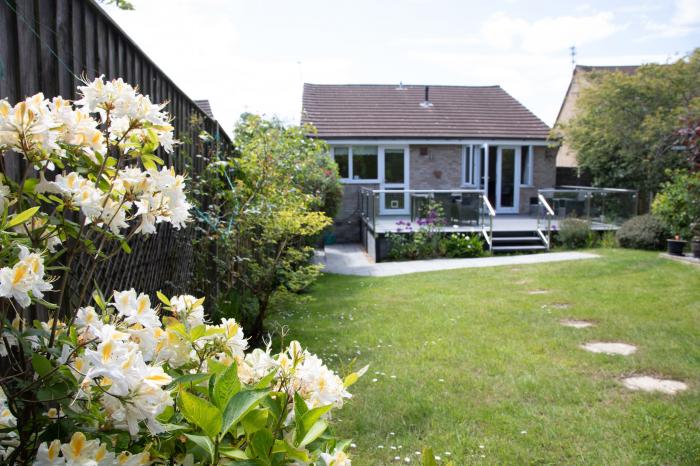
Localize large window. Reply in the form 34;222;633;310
462;145;479;186
332;146;378;181
521;145;533;186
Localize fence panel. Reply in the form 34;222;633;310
0;0;232;305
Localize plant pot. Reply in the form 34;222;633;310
692;239;700;259
667;239;687;256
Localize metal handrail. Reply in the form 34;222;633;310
537;194;554;249
481;195;495;253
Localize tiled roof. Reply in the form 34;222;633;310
575;65;639;75
301;83;550;140
194;99;215;119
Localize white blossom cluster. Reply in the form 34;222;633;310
36;165;191;235
34;432;149;466
75;77;175;154
0;246;52;308
0;77;175;165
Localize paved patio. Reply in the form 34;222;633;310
315;244;599;277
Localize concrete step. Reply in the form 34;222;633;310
492;236;542;242
492;244;547;252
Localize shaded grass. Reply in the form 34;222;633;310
270;249;700;465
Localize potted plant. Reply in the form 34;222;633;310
652;171;700;256
691;222;700;259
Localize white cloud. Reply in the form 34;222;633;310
482;12;621;54
641;0;700;39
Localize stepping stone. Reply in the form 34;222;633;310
581;342;637;356
560;319;594;328
528;289;549;295
622;376;688;395
550;303;571;310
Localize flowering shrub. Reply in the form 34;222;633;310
0;79;363;464
440;233;484;258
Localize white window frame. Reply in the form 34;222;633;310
520;145;534;187
461;145;480;187
331;145;380;184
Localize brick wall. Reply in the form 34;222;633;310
409;145;463;189
519;146;557;213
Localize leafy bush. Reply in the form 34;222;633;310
652;170;700;238
441;233;485;258
616;214;669;250
600;231;618;248
557;218;593;249
0;80;363;464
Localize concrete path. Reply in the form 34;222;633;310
315;244;599;277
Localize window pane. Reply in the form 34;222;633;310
384;191;405;210
334;147;349;178
352;146;378;180
520;148;531;185
501;148;515;208
464;146;472;184
384;149;405;183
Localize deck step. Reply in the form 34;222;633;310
492;236;542;242
491;244;547;252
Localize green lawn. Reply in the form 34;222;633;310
271;249;700;465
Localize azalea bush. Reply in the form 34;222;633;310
0;79;362;464
651;170;700;239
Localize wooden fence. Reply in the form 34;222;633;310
0;0;233;304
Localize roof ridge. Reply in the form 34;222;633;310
304;83;502;89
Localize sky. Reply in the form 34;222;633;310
103;0;700;136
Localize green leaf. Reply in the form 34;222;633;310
156;290;171;306
221;389;270;435
250;429;274;460
213;361;241;408
177;389;222;439
92;289;106;312
168;373;210;389
184;434;215;462
283;441;310;462
189;324;206;341
31;354;52;377
422;447;438;466
241;408;269;434
6;206;40;228
301;404;332;435
299;419;327;447
219;447;249;460
254;368;278;389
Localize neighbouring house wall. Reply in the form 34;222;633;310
555;71;592;168
333;183;379;243
409;145;463;189
519;146;557;213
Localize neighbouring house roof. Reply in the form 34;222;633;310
573;64;639;75
194;99;215;119
301;83;550;140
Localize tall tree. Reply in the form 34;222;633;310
560;49;700;200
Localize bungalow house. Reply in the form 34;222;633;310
302;83;637;260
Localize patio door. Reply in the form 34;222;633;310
379;146;409;215
496;146;521;214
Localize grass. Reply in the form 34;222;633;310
270;249;700;465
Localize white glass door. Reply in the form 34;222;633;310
379;146;409;215
496;146;521;214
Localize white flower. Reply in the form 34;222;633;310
320;450;351;466
0;246;52;308
33;439;63;466
170;295;204;328
0;179;10;212
114;290;160;329
219;318;248;358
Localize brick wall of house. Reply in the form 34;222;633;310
519;146;557;213
409;145;463;189
333;183;378;243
